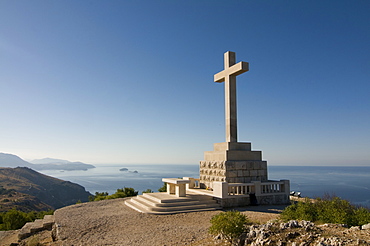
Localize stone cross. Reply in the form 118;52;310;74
214;51;249;143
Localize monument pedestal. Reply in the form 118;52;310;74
199;142;268;189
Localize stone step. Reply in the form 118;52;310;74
137;194;217;207
43;214;55;230
125;199;220;215
125;199;148;213
30;219;44;233
18;214;55;240
125;192;222;215
131;196;220;211
142;192;215;203
18;222;33;240
149;203;220;212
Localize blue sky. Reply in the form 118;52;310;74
0;1;369;165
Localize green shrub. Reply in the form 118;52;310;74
280;195;370;226
282;197;317;222
89;188;138;201
2;209;30;230
119;187;138;197
316;196;355;225
209;210;248;244
142;189;153;194
90;191;109;201
354;207;370;226
0;209;53;231
29;210;54;221
27;236;42;246
158;182;167;192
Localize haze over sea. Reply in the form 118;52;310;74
38;165;370;207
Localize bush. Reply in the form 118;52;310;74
158;182;167;192
89;188;138;201
27;236;43;246
0;209;54;231
354;207;370;226
209;210;248;244
1;209;30;230
26;210;54;222
142;189;153;194
90;192;109;201
280;195;370;226
106;187;138;199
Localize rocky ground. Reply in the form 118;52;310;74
1;198;370;245
208;220;370;246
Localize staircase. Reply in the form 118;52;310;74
125;191;222;214
18;214;55;240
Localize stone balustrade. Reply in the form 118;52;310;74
261;180;287;194
213;179;290;199
161;177;290;207
228;182;254;196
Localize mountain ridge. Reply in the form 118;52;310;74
0;153;95;171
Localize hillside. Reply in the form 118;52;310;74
0;187;52;212
29;157;96;170
0;167;92;210
0;153;95;171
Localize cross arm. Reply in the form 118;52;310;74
214;61;249;83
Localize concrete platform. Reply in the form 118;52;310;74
124;190;222;214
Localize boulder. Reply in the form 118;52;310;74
362;223;370;230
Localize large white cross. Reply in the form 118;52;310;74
214;51;249;143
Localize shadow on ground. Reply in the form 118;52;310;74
223;204;289;214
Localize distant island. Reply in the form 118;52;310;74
119;168;138;173
0;153;95;171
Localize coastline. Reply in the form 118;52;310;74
38;165;370;206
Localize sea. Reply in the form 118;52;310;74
38;165;370;207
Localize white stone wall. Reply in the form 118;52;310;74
214;194;290;208
199;160;268;188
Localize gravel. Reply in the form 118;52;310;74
52;198;219;246
51;198;282;246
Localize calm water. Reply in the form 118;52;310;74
39;165;370;207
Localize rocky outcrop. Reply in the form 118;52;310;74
233;220;370;245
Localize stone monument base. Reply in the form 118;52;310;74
216;193;290;207
199;160;268;189
199;142;268;189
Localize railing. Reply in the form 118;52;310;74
213;180;290;198
228;183;254;196
261;181;284;194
